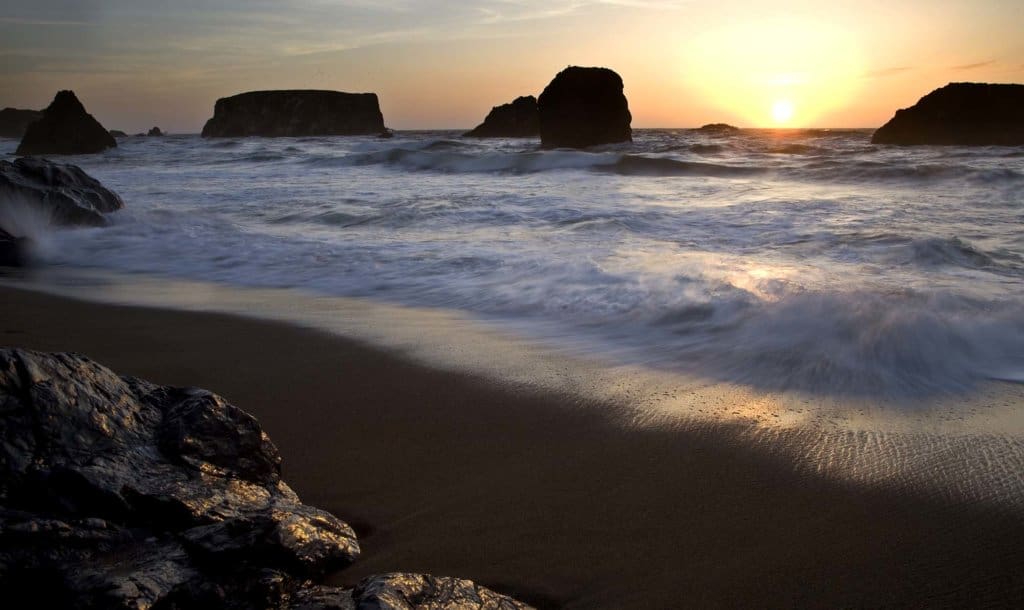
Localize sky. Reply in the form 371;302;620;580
2;0;1023;132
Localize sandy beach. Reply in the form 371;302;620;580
2;283;1022;608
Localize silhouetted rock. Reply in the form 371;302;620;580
538;67;631;148
108;129;127;138
148;126;164;137
0;349;534;610
698;123;740;134
465;96;539;138
0;157;124;229
0;228;29;267
0;108;42;138
202;90;386;137
15;91;116;155
872;82;1024;145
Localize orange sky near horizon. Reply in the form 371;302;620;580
2;1;1022;132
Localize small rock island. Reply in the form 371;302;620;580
538;66;632;148
16;90;116;155
201;90;386;137
872;82;1024;145
464;96;539;138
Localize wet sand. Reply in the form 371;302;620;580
2;284;1023;608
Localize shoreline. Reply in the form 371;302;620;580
3;283;1024;607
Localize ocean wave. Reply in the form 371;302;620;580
651;289;1024;396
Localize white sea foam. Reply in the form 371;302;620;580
11;129;1024;398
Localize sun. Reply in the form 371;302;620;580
772;99;795;125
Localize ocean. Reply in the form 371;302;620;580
4;128;1024;397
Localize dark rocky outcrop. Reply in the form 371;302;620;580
148;126;164;137
16;91;116;155
465;96;539;138
697;123;740;134
0;349;532;609
108;130;128;138
872;82;1024;145
0;157;124;228
0;108;42;138
0;228;28;267
202;90;386;138
538;67;632;148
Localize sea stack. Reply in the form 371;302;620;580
872;82;1024;145
15;91;116;155
538;66;632;148
201;90;386;137
0;108;42;138
464;96;539;137
147;126;164;136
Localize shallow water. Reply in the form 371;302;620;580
3;129;1023;397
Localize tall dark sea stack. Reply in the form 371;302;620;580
16;91;116;155
201;90;386;137
872;82;1024;145
0;108;42;138
538;66;632;148
465;96;539;137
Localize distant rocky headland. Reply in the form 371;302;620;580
465;96;539;138
0;348;532;609
16;91;116;156
0;108;42;138
539;66;632;148
697;123;741;134
872;82;1024;145
201;90;387;138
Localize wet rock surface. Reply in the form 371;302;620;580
0;108;42;139
16;91;116;156
0;157;124;230
538;66;632;149
0;349;532;609
465;96;539;138
202;90;386;138
872;82;1024;145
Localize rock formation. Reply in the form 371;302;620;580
0;228;28;267
465;96;539;138
0;349;532;609
108;130;128;138
538;67;632;148
872;82;1024;145
698;123;740;134
0;108;42;138
0;157;124;228
15;91;116;155
202;90;386;138
148;126;164;137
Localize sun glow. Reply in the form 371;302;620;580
771;99;795;124
683;18;864;127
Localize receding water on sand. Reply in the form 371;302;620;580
5;267;1024;510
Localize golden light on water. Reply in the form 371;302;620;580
683;18;864;127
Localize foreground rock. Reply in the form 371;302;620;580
202;90;386;137
0;350;532;609
538;66;632;148
16;90;116;155
0;228;28;267
0;157;124;229
465;96;539;138
872;82;1024;145
108;129;128;138
0;108;42;138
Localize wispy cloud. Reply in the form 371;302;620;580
862;66;913;78
952;60;996;71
